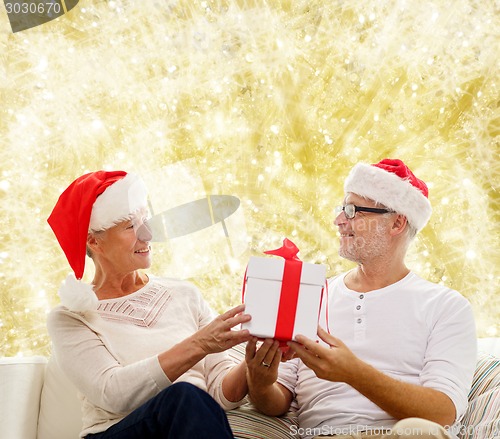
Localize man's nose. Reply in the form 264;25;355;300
334;211;347;226
136;221;153;242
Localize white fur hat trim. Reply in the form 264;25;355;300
89;173;148;231
344;163;432;232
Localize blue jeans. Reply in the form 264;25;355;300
86;382;234;439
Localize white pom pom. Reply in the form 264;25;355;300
58;273;99;312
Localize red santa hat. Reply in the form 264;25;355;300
47;171;148;311
344;158;432;232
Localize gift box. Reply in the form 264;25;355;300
242;239;327;342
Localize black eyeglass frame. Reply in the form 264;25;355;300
335;204;393;219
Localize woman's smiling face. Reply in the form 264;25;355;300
92;213;153;274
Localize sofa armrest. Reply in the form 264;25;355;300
0;357;47;439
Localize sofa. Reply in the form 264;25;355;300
1;338;499;439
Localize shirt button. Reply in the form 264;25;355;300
356;305;361;310
359;294;364;299
357;318;362;324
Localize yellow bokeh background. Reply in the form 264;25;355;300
0;0;498;357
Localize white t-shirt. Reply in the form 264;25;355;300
277;271;477;439
48;276;242;438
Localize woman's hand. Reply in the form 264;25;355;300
245;337;282;388
158;304;251;383
192;304;252;355
244;337;294;417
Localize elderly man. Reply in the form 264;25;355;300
246;159;477;439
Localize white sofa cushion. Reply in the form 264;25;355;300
0;357;47;439
37;355;82;439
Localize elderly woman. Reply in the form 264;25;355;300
47;170;252;439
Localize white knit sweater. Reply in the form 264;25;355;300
48;276;243;438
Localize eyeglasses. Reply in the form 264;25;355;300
335;204;392;220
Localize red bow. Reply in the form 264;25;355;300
264;238;300;261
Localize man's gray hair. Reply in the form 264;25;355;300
369;196;418;241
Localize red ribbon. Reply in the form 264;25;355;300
264;238;303;342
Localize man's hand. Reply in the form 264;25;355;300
288;326;361;384
289;327;456;427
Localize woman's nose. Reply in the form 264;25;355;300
136;221;153;242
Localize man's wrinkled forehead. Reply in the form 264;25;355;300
344;192;377;206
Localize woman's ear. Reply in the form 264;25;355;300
87;232;101;254
390;214;408;236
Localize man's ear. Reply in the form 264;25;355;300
390;214;408;236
